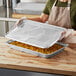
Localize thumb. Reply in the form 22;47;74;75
64;29;74;38
14;19;20;27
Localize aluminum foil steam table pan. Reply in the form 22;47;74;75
6;40;68;58
5;20;67;58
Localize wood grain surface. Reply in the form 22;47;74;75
0;37;76;75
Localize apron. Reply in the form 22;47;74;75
48;0;76;43
48;0;71;28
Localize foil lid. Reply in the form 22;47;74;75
6;20;66;48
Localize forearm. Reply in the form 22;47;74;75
27;17;44;23
27;13;49;23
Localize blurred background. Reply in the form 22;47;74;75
0;0;46;36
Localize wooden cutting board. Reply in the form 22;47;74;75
0;37;76;75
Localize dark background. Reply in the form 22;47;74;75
0;68;63;76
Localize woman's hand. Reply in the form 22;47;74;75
14;17;27;27
59;29;74;40
63;29;74;38
60;29;76;43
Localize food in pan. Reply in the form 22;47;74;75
9;41;63;54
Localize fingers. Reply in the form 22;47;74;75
59;29;67;40
59;29;74;41
14;19;22;27
64;29;74;38
14;17;27;27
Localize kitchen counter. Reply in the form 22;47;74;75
0;37;76;75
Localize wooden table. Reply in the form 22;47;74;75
0;37;76;75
